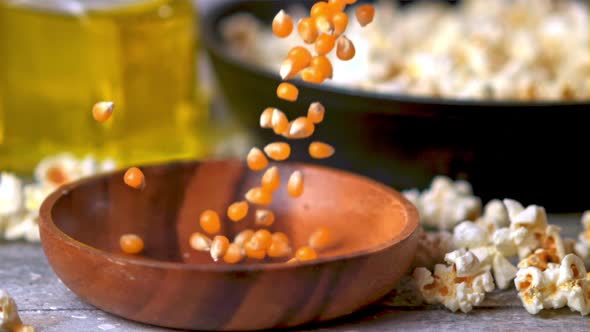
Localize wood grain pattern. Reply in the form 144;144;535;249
38;160;419;331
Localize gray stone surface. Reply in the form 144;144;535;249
0;214;585;331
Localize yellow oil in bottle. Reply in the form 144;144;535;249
0;0;209;174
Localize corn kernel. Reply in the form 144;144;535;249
271;108;289;135
264;142;291;161
315;15;334;34
287;170;304;198
234;229;255;247
315;33;336;56
92;101;114;123
297;17;319;44
332;12;349;35
227;201;249;222
200;210;221;234
336;35;356;61
307;102;325;123
272;10;294;38
309;141;335;159
288;117;315;139
223;243;244;264
245;187;273;205
210;235;230;262
277;82;299;102
272;232;290;244
123;167;145;190
119;234;144;254
287;257;298;263
308;226;333;250
301;66;325;84
310;1;334;18
310;56;333;79
189;232;212;251
245;240;267;260
329;0;347;11
267;236;292;258
355;4;374;27
344;0;357;4
249;229;273;250
255;209;275;226
259;107;275;128
261;166;281;192
280;47;312;79
247;147;269;171
295;246;318;261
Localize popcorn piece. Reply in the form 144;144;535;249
0;173;22;216
475;199;509;236
23;184;54;214
453;221;487;249
411;227;453;270
557;254;589;315
574;211;590;267
444;249;483;277
4;212;40;242
504;199;548;259
492;251;518;290
515;267;546;314
492;227;518;257
34;153;82;188
0;289;25;331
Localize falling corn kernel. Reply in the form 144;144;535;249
92;101;114;123
295;246;318;261
247;147;269;171
200;210;221;234
308;226;334;250
271;109;289;135
272;10;293;38
310;56;333;79
210;235;230;262
314;15;334;34
249;229;273;251
336;35;356;61
288;117;315;139
287;170;304;198
223;243;244;264
297;17;319;44
264;142;291;161
123;167;145;190
332;12;349;35
307;102;325;123
301;66;325;84
272;232;290;244
234;229;255;247
277;82;299;102
189;232;212;251
280;47;312;79
260;107;275;128
355;4;375;27
261;166;281;192
309;141;335;159
245;240;267;260
315;33;336;56
120;234;144;254
287;257;298;263
310;1;334;18
245;187;273;205
227;201;249;222
255;209;275;226
329;0;347;12
267;235;292;258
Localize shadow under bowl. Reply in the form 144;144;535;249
201;0;590;212
39;160;419;331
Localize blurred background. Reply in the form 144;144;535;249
0;0;588;211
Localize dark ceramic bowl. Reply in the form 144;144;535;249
201;0;590;212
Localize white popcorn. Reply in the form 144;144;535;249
0;289;22;331
492;227;518;257
453;221;487;249
574;211;590;267
492;251;518;290
515;267;546;314
4;212;40;242
445;249;483;277
23;184;54;214
411;227;453;270
475;199;509;236
34;153;82;188
0;173;23;216
504;199;549;259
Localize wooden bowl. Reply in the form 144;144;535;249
39;160;419;331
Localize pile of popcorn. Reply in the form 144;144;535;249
222;0;589;101
405;176;590;315
0;154;115;242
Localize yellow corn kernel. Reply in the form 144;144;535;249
210;235;230;262
272;10;294;38
308;226;333;250
264;142;291;161
259;107;275;128
271;108;289;135
245;187;273;205
307;102;325;124
297;17;319;44
315;33;336;56
247;147;269;171
199;210;221;234
332;11;349;35
336;35;356;61
355;4;374;27
267;236;292;258
277;82;299;102
295;246;318;261
223;243;244;264
309;141;335;159
272;232;290;244
287;117;315;139
280;47;312;79
92;101;114;123
227;201;249;222
245;240;267;260
234;229;255;247
189;232;212;251
261;166;281;192
287;170;304;198
249;229;273;251
119;234;144;254
255;209;275;226
301;66;325;84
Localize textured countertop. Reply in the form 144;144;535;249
1;214;587;332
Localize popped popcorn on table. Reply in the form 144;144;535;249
574;211;590;267
0;289;35;332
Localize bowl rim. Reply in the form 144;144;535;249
200;0;589;109
39;159;420;273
